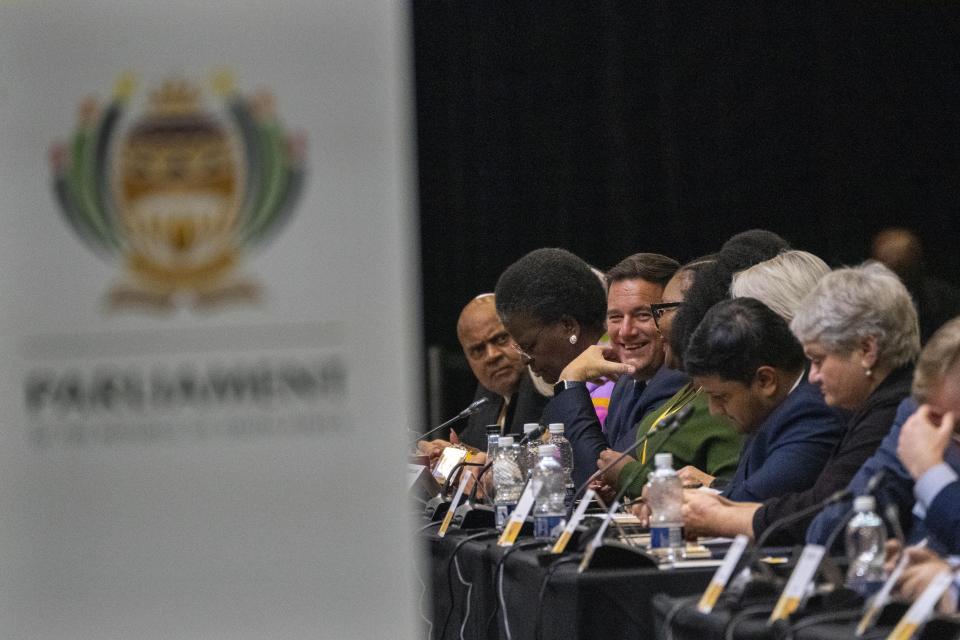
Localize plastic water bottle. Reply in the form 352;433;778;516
485;423;500;460
646;453;684;563
845;495;887;597
493;436;524;530
531;444;566;539
547;423;575;507
520;423;541;479
485;424;500;501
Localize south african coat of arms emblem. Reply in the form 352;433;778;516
49;71;306;311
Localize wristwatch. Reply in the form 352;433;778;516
553;379;585;396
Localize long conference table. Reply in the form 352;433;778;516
418;520;960;640
419;523;715;640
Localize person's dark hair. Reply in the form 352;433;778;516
669;230;790;365
605;253;679;288
721;229;791;258
675;254;717;281
495;248;606;333
684;297;805;384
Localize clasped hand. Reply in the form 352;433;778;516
559;345;635;382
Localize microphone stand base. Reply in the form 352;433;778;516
452;503;496;529
579;541;658;570
425;493;468;521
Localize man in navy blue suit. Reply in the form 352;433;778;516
817;317;960;609
683;298;844;504
896;317;960;553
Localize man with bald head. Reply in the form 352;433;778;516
453;294;549;450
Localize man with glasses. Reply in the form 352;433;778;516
596;258;745;495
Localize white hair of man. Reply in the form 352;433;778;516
790;261;920;369
730;250;831;322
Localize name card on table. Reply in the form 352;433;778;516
578;498;621;573
438;470;473;537
697;534;750;613
497;482;537;547
885;570;955;640
769;544;825;623
551;488;595;554
856;539;928;636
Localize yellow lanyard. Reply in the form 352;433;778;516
640;384;702;465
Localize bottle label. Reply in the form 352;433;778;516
553;488;595;554
495;503;516;528
534;515;564;539
650;526;680;549
848;577;885;599
498;483;536;547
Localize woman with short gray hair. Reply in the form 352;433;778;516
748;262;918;542
681;262;919;545
791;262;920;410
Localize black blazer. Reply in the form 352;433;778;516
456;371;550;450
751;365;913;545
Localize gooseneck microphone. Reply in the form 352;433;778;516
441;460;487;495
817;470;889;575
465;423;546;506
752;488;855;553
567;403;696;517
717;486;855;604
412;396;492;445
747;487;851;581
518;423;548;445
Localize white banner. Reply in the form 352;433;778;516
0;2;417;638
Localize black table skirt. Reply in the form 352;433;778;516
423;527;503;640
421;524;715;640
651;592;960;640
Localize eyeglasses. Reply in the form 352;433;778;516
511;324;548;362
650;301;683;328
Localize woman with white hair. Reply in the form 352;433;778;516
730;250;831;322
682;262;920;545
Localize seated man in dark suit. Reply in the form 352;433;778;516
447;293;549;450
823;317;960;609
681;298;844;503
896;317;960;552
683;265;917;543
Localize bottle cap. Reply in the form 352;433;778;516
548;423;564;434
654;453;673;469
538;444;557;457
523;423;540;434
485;424;500;435
498;436;515;446
853;495;876;512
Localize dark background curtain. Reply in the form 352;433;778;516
412;1;960;419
